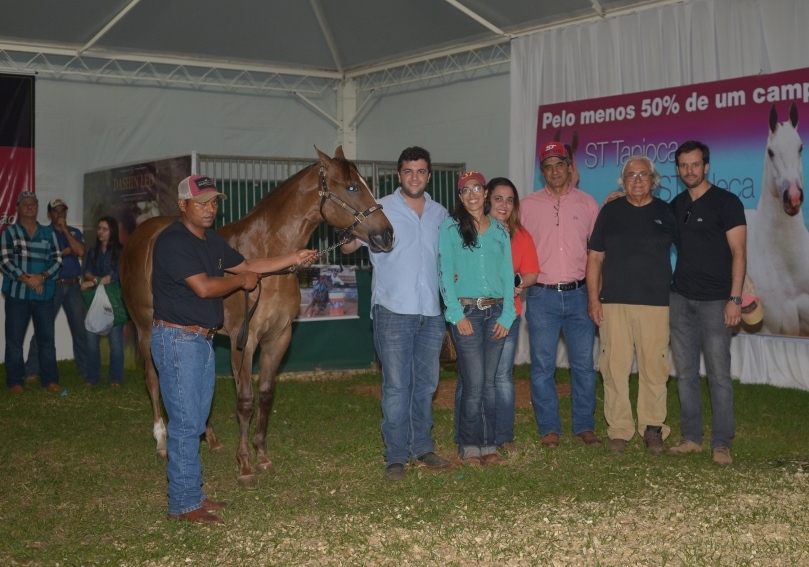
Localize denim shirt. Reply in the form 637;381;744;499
84;246;120;284
365;188;448;317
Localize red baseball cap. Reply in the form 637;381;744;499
539;141;569;163
178;175;227;203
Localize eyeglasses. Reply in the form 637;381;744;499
459;185;484;196
554;205;559;226
624;171;651;181
684;204;692;224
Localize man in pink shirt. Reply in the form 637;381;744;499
520;142;601;449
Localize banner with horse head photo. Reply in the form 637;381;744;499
534;66;809;338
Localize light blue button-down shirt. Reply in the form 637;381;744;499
366;188;448;317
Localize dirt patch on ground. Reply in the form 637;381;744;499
355;379;570;409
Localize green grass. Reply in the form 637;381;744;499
2;360;809;566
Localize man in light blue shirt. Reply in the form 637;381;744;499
341;146;452;481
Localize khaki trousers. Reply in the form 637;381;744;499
599;304;671;441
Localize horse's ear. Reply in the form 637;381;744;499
315;145;332;167
769;105;779;133
790;102;799;128
553;129;561;142
334;146;346;160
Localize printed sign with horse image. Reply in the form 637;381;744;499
119;146;394;487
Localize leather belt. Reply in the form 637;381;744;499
153;319;221;340
458;297;504;310
58;277;81;285
535;279;587;292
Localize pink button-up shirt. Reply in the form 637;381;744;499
519;185;598;285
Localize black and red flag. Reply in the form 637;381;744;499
1;73;35;231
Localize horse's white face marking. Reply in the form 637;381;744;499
767;107;804;216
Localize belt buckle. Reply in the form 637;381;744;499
205;327;217;340
476;297;488;310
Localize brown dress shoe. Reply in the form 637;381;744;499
462;456;483;466
481;453;508;465
540;432;560;448
201;498;227;512
44;383;61;392
9;385;24;393
168;507;223;524
573;431;602;446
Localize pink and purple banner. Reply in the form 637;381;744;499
535;67;809;337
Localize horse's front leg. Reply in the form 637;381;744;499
233;346;257;487
254;328;292;474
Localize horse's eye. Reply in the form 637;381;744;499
768;149;774;158
347;184;359;192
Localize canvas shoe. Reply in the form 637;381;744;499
713;447;733;466
667;439;703;456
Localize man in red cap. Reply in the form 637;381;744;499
519;142;601;449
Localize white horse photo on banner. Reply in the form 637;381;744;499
745;103;809;336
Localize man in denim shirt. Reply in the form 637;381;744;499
341;146;452;481
25;198;88;382
1;192;62;392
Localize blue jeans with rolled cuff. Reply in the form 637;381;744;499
449;303;506;459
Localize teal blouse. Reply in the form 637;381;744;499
438;215;516;329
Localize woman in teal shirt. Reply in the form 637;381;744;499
439;170;516;465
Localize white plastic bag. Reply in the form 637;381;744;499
85;284;114;335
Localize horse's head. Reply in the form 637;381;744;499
766;103;804;217
314;146;395;253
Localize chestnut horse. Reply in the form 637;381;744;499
119;147;394;486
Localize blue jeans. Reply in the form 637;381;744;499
26;282;88;377
151;325;216;516
373;305;444;466
449;303;506;459
669;292;734;450
525;285;596;436
453;315;521;447
86;324;124;385
5;296;59;388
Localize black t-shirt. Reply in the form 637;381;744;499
670;185;746;300
589;197;675;306
152;221;244;328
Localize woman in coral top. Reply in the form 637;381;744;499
486;177;539;452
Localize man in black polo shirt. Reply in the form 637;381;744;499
667;141;747;467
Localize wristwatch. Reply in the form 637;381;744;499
729;296;742;305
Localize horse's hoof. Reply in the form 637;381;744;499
237;474;257;488
256;461;275;474
208;441;224;453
